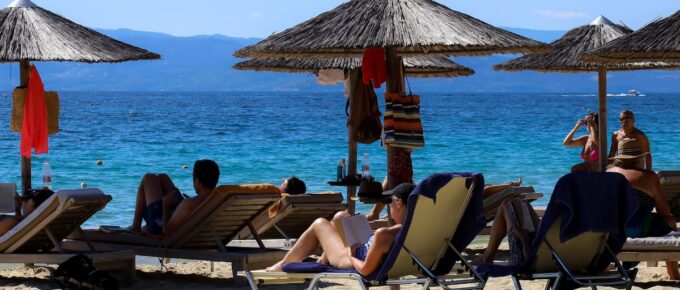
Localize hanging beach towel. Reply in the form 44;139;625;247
20;65;49;157
383;77;425;148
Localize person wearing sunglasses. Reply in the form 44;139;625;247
0;189;54;236
608;110;652;170
265;183;414;276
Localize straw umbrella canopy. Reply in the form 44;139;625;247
233;55;475;78
0;0;160;193
582;10;680;64
235;0;547;213
494;16;680;171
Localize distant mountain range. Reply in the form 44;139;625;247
1;27;678;93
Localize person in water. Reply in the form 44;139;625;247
563;112;599;172
609;110;652;170
130;159;220;236
266;183;414;276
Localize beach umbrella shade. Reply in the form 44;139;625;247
233;55;475;78
494;16;680;171
235;0;548;213
582;10;680;64
0;0;160;193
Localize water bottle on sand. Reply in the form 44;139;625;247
362;152;371;179
42;160;53;190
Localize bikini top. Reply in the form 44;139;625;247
580;145;599;162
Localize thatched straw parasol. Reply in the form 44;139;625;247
496;16;680;171
235;0;547;58
233;56;475;78
235;0;547;213
0;0;160;193
582;10;680;64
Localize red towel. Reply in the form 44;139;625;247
362;48;387;88
20;65;49;157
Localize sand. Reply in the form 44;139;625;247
2;244;680;289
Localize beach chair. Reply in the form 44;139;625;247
617;171;680;268
64;184;288;279
235;192;345;241
483;186;542;221
243;172;487;290
478;172;637;290
0;188;136;284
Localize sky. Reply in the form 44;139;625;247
22;0;680;37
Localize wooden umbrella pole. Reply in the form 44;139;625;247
597;67;608;172
385;48;405;189
20;59;31;194
347;69;360;214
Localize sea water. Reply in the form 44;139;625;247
0;91;678;227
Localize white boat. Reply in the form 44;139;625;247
626;89;644;96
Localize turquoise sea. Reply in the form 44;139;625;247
0;91;678;227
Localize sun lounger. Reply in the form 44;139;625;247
235;192;346;241
478;172;637;290
483;186;542;221
64;184;288;279
0;188;136;284
616;170;680;267
243;172;487;290
658;171;680;219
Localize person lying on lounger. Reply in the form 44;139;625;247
0;189;54;236
130;159;220;236
278;176;306;195
266;183;414;275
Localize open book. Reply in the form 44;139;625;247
333;214;373;247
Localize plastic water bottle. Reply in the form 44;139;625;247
42;160;53;190
362;152;371;179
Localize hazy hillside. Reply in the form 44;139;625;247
0;28;677;93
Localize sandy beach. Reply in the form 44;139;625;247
2;244;679;290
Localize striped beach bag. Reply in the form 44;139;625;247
383;92;425;148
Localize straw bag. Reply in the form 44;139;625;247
11;88;60;135
383;78;425;148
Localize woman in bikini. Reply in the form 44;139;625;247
563;113;599;172
266;183;413;276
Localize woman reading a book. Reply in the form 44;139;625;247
266;183;415;275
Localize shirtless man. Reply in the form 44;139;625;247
608;110;652;170
131;159;220;236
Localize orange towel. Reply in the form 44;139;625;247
20;65;48;157
361;48;387;88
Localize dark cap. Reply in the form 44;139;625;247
382;183;415;203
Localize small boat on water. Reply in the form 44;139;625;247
606;89;646;97
626;89;643;96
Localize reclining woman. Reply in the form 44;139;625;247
606;139;679;279
0;189;54;236
266;183;414;276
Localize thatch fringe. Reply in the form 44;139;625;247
233;56;474;78
235;0;548;58
495;20;680;72
582;10;680;64
0;3;160;63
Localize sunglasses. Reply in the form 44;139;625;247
619;117;632;121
